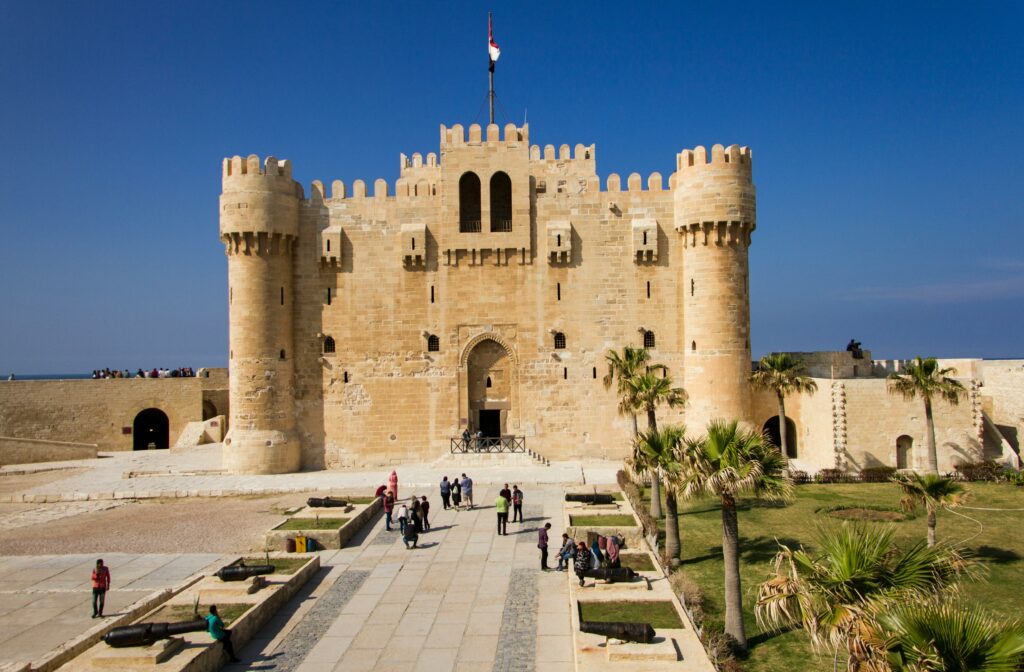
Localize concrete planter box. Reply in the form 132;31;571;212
264;497;381;551
66;554;320;672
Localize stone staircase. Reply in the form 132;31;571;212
432;448;550;468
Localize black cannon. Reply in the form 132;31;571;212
215;564;275;582
582;566;639;583
580;620;656;643
565;493;615;505
103;620;207;648
307;496;347;508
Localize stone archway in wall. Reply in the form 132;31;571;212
133;408;169;450
763;416;799;459
459;333;519;437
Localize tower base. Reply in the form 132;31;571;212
222;429;301;474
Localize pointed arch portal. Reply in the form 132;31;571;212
459;334;519;438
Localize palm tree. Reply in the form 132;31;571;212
894;472;967;547
756;523;970;668
877;599;1024;671
635;425;686;566
680;419;792;651
624;371;687;519
887;357;966;474
749;353;817;459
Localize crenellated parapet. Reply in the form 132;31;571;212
676;143;752;175
221;155;301;255
678;221;754;248
441;122;527;147
673;144;756;235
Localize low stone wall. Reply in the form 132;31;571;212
264;497;382;550
0;436;96;466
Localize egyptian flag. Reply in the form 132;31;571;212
488;14;500;71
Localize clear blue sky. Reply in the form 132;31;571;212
1;2;1022;374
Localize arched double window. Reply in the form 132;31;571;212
427;334;440;352
643;330;656;349
323;336;336;354
490;172;512;232
459;172;481;232
554;332;566;350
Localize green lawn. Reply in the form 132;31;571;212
570;514;637;527
274;517;349;530
579;600;684;629
149;602;250;626
242;557;309;574
641;482;1024;672
619;553;656;572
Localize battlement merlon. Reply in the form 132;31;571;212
441;123;528;148
220;154;301;241
676;144;752;178
222;155;301;196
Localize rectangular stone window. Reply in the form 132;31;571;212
557;283;561;301
430;286;435;304
280;287;284;305
326;288;331;305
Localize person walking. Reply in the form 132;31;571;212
574;541;591;587
440;476;451;510
451;477;462;509
461;473;474;509
91;559;111;618
383;491;395;531
495;491;509;535
511;485;524;523
397;501;408;535
537;522;551;570
420;495;430;531
556;534;575;571
206;605;240;662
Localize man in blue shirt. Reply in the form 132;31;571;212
206;605;240;662
461;473;474;509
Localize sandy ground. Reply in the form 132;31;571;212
0;468;84;495
0;491;331;554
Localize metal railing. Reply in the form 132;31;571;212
459;219;482;233
450;436;527;453
491;219;512;232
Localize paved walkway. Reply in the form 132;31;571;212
238;485;574;672
0;553;223;669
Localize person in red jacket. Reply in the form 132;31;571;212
91;559;111;618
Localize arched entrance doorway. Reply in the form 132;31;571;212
133;408;169;450
465;338;513;437
896;435;913;469
202;400;218;421
763;416;798;458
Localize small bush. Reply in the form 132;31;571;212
669;570;705;627
954;460;1004;482
1001;468;1024;486
816;469;855;484
789;470;811;485
859;466;898;483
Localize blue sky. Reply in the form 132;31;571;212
1;2;1022;373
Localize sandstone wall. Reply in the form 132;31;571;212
0;379;203;452
0;436;97;466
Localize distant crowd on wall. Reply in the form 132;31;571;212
92;367;197;379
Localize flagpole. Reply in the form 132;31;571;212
488;12;495;125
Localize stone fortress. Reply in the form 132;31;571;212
217;121;1023;475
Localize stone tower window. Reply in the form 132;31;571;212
486;376;492;388
646;281;651;299
563;367;568;379
592;366;597;379
459;172;481;232
691;278;695;296
323;336;336;354
554;332;566;350
343;371;349;383
279;349;286;360
427;334;440;352
280;287;285;305
557;283;561;301
643;330;656;349
326;288;331;305
692;340;697;351
490;171;512;232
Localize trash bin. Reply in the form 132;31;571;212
285;537;296;553
295;535;307;553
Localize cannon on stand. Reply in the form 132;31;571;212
580;621;656;644
582;566;639;583
565;493;615;505
306;496;348;508
103;620;207;648
215;563;275;582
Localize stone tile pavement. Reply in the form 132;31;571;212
236;484;575;672
0;552;223;668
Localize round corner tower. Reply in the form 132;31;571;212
674;144;755;431
220;154;302;474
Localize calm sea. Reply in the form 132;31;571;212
7;373;93;380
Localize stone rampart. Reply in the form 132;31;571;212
0;436;97;466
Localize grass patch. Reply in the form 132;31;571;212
618;553;656;572
570;514;637;527
274;517;349;531
641;482;1024;672
242;557;309;574
149;603;249;626
823;506;907;522
348;496;375;505
579;600;683;629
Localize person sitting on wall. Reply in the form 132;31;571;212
206;605;240;663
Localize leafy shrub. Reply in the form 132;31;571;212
859;466;898;483
668;570;743;670
789;470;811;485
954;460;1004;482
816;468;856;484
1001;468;1024;486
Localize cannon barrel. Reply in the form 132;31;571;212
580;621;656;643
565;493;615;505
103;619;207;647
307;496;347;508
215;564;275;582
582;567;638;583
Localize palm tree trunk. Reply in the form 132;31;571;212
927;509;937;547
647;406;662;518
721;494;747;651
924;397;938;474
777;393;788;459
631;413;638;439
665;488;680;567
